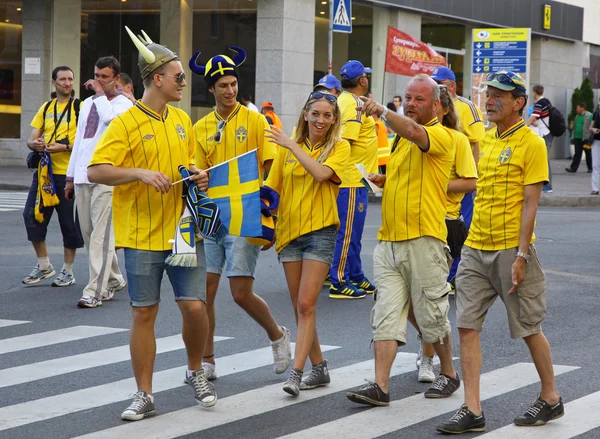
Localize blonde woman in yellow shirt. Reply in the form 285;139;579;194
264;91;350;397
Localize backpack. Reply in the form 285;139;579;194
541;105;566;137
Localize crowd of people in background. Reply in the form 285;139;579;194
21;26;569;434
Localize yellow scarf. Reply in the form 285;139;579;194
35;152;60;223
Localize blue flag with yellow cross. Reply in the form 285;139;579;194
207;149;263;238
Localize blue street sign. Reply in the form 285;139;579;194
473;49;527;57
472;41;528;73
473;41;527;50
332;0;352;33
473;65;527;74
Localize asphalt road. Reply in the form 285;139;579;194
0;192;599;439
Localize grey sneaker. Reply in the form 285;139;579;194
300;360;330;390
185;369;217;407
77;296;103;308
271;326;292;374
23;264;55;285
52;269;75;287
418;356;435;383
121;391;156;421
283;368;303;396
102;278;126;301
202;362;217;381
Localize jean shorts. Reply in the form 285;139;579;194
203;234;261;278
124;243;207;307
278;226;337;264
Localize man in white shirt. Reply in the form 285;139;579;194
392;95;404;115
66;56;133;308
241;92;259;112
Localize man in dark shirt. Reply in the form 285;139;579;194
526;84;553;192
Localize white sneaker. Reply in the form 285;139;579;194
418;356;436;383
271;326;292;374
202;362;217;381
102;278;127;301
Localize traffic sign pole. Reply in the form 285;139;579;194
328;0;333;74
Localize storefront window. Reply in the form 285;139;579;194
191;0;257;108
0;1;23;139
81;0;160;100
314;1;373;83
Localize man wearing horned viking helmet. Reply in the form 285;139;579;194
88;27;217;421
190;48;292;381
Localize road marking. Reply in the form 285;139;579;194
0;208;18;212
73;353;419;439
0;326;128;355
0;319;30;328
0;335;231;389
0;343;340;432
277;363;579;439
479;390;600;438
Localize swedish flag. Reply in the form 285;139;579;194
207;150;262;238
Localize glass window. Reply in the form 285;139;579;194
0;1;23;139
191;0;257;108
81;0;160;101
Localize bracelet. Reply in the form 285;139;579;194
380;105;389;122
516;252;530;263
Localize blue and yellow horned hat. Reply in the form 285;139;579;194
189;47;246;86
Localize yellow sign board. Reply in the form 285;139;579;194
473;28;529;43
544;5;552;30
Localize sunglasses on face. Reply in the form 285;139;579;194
157;72;186;84
214;120;226;143
308;91;337;104
485;72;527;92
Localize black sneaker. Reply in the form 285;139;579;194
514;395;564;426
346;382;390;407
424;373;460;398
436;404;486;434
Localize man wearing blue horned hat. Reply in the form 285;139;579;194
88;27;217;421
190;47;292;381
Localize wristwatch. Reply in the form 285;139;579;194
380;105;389;122
516;252;530;263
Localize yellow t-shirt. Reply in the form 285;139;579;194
89;101;196;251
264;138;350;253
454;96;485;146
194;103;277;182
465;120;549;251
30;99;78;175
446;129;478;219
378;118;454;242
338;91;378;187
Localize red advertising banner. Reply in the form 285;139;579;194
384;26;446;76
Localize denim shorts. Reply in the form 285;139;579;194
203;234;261;278
278;226;337;264
124;243;206;307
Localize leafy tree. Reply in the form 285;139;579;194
568;77;594;132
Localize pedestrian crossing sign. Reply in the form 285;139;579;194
332;0;352;33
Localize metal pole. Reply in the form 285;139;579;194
328;0;333;74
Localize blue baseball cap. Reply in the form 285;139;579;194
431;66;456;82
340;60;372;80
314;74;342;92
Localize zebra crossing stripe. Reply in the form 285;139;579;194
72;353;420;439
0;343;340;432
0;319;31;328
0;208;18;212
478;390;600;438
0;326;128;355
0;335;232;389
277;363;579;439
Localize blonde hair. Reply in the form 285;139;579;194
293;95;342;163
439;87;461;132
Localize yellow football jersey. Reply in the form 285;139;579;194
31;99;78;175
465;120;548;251
89;101;196;251
378;119;454;243
194;102;277;182
265;138;350;253
454;96;485;146
338;91;378;187
446;129;478;219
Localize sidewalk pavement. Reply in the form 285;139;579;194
1;159;599;207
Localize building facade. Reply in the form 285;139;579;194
0;0;597;165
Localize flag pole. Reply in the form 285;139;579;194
172;149;258;185
328;0;333;74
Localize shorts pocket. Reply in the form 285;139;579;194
517;282;546;326
421;283;451;328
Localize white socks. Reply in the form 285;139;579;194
38;256;50;270
62;262;73;274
